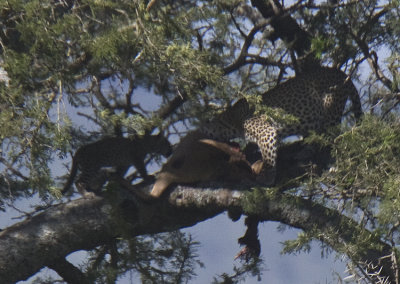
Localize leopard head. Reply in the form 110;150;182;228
200;98;253;141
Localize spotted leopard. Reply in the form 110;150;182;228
201;67;362;180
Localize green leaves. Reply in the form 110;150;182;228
84;232;203;284
330;115;400;196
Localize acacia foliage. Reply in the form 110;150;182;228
1;0;400;283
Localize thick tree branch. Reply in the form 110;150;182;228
252;194;396;282
0;197;116;283
170;186;396;282
0;182;233;283
0;142;396;283
251;0;311;56
0;180;397;282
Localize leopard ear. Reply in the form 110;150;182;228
233;98;248;108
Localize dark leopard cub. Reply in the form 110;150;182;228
62;133;172;195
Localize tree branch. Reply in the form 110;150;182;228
251;194;396;282
349;30;395;93
251;0;311;56
47;257;91;284
0;142;396;283
223;22;279;75
0;181;397;282
155;90;188;121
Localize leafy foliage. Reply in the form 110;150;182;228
1;0;400;283
83;231;203;284
212;257;263;284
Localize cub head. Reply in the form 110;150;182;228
149;133;173;157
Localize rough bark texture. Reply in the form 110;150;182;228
0;142;396;283
0;198;116;283
0;184;396;283
0;186;231;283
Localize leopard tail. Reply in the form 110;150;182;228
347;79;363;122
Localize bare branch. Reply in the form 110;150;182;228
155;91;188;120
92;76;114;111
223;22;270;75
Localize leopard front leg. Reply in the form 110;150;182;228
244;116;278;184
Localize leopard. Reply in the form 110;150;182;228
62;133;172;196
200;67;362;182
